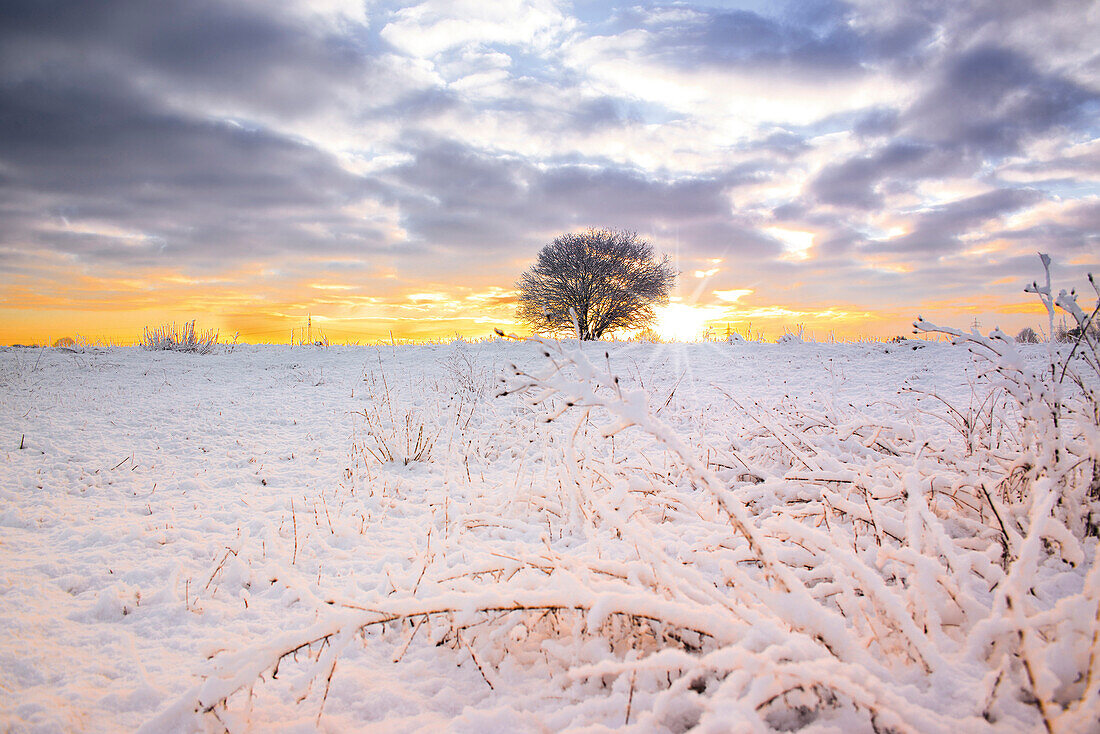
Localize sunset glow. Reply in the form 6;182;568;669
655;303;719;342
0;1;1096;344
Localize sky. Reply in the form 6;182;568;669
0;0;1097;344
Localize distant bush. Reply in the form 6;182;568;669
1015;326;1040;343
142;320;222;354
1054;321;1099;343
632;327;662;343
52;335;104;352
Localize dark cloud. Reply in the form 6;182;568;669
369;88;462;121
653;218;781;260
807;32;1096;254
903;44;1098;155
810;141;972;209
0;0;371;117
0;71;385;268
852;108;900;138
377;137;778;261
865;16;939;70
1063;200;1100;230
0;76;361;201
389;139;526;210
0;0;403;274
535;166;729;221
748;130;810;159
865;188;1044;255
1001;200;1100;254
810;227;867;260
615;1;868;75
568;97;643;132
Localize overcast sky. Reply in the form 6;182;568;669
1;0;1097;342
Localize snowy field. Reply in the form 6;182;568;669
1;335;1097;732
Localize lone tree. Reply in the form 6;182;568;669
516;228;677;340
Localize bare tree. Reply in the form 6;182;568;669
516;229;677;340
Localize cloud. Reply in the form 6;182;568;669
714;289;753;303
852;107;900;138
376;136;779;266
999;198;1100;255
0;71;391;269
613;2;867;75
866;188;1045;255
748;130;811;159
379;0;571;58
810;142;972;210
0;0;1097;342
0;0;376;119
902;44;1098;155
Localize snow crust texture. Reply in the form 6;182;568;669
1;332;1097;733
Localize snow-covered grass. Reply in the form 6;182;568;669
2;291;1098;732
142;321;226;354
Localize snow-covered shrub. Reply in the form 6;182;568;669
352;363;441;466
493;331;1097;731
778;323;806;344
141;320;222;354
441;340;492;399
915;255;1099;537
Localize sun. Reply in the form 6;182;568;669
654;303;714;342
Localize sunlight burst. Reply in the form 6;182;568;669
655;303;713;342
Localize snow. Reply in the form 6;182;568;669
0;337;1096;732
